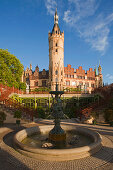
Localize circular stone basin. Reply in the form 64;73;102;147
14;125;102;161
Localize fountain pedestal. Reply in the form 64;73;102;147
49;85;66;145
49;119;66;143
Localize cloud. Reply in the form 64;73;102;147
106;74;113;80
63;10;77;24
45;0;57;16
63;0;113;54
64;0;99;24
69;0;99;19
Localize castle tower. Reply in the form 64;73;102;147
48;9;64;90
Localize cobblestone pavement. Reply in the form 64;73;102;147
0;122;113;170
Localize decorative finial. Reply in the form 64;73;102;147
54;8;58;24
55;8;57;15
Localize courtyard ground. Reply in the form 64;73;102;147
0;118;113;170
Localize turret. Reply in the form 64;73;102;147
98;64;102;75
98;64;103;87
30;64;32;70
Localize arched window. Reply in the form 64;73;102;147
55;70;58;75
56;31;57;34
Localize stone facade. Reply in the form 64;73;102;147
22;9;103;93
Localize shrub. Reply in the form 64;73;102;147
104;109;113;123
0;111;6;125
34;106;46;119
91;111;99;120
14;110;22;119
33;87;50;92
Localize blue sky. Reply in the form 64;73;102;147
0;0;113;84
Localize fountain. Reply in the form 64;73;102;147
14;84;102;161
49;83;66;147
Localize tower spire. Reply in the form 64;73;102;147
54;8;58;24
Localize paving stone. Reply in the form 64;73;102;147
0;122;113;169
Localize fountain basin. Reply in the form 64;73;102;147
14;125;102;161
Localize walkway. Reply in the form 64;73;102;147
18;93;94;98
0;121;113;170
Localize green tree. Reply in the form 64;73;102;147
19;82;26;91
0;49;23;88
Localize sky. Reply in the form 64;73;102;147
0;0;113;84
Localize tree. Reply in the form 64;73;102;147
0;49;23;88
19;82;26;91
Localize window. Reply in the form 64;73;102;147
77;76;82;79
55;70;58;75
56;43;57;46
35;82;38;86
86;83;89;87
79;82;83;85
56;31;57;34
56;49;58;52
26;73;29;76
72;81;76;86
26;77;29;81
66;81;70;86
91;84;94;88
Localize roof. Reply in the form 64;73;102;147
52;24;61;34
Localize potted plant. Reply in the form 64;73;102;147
14;110;22;125
0;111;6;126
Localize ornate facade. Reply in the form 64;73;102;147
22;9;103;93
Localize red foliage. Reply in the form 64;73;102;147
81;84;113;118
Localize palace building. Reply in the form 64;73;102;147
22;9;103;93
